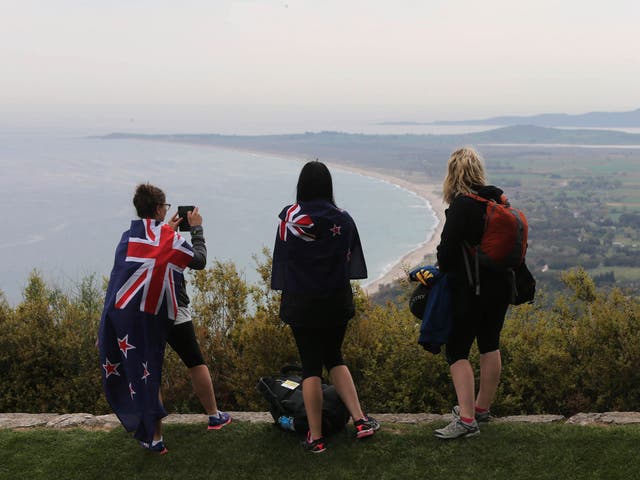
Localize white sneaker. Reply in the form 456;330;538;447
434;418;480;439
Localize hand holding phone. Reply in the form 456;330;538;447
187;206;202;227
177;205;195;231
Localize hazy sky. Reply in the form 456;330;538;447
1;0;639;130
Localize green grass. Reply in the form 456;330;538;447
1;421;639;480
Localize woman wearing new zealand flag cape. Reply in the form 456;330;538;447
98;183;230;456
271;161;380;453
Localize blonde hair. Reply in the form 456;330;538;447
442;147;486;204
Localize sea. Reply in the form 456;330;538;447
0;130;440;306
6;120;637;306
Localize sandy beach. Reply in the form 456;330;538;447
137;139;446;295
323;162;446;295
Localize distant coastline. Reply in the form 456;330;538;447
114;136;446;295
320;162;445;295
101;125;640;147
100;123;640;293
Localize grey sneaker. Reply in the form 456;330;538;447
434;418;480;439
452;405;491;423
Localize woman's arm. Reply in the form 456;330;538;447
436;199;467;272
187;207;207;270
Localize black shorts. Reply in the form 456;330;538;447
445;283;509;365
166;321;205;368
290;325;347;379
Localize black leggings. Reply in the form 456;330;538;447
290;325;347;379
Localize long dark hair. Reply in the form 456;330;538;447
296;160;336;205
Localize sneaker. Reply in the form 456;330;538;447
452;405;491;423
434;418;480;439
354;415;380;439
140;439;168;455
303;431;327;453
208;411;232;430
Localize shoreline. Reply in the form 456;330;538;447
323;162;445;295
117;138;446;295
208;144;447;295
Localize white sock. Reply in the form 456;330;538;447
151;437;163;446
210;412;221;419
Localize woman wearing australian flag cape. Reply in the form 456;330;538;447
271;161;380;453
98;184;193;451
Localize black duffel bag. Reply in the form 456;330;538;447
256;365;351;436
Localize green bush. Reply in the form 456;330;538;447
0;272;106;413
1;263;639;416
497;268;640;415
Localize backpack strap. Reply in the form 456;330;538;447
257;377;287;417
507;267;517;304
464;192;509;206
464;192;490;204
461;243;481;296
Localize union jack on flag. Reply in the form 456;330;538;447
279;203;316;242
115;219;193;321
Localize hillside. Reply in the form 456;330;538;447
101;127;640;296
102;124;640;148
381;107;640;127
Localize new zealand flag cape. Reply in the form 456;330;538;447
271;200;367;293
98;219;193;443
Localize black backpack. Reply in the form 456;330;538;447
256;365;351;436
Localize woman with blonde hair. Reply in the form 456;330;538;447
434;147;512;439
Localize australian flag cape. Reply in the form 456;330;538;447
271;199;367;293
98;219;194;443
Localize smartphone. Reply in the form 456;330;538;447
177;205;195;231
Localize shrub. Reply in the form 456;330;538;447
0;272;105;413
1;264;639;416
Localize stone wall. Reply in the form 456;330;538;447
2;411;640;431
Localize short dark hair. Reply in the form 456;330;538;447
296;161;335;205
133;183;165;218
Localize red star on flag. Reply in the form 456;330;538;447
129;382;136;399
329;224;342;236
117;334;136;359
102;358;121;378
141;361;151;383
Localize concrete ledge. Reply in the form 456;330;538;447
493;414;564;424
2;412;640;431
566;412;640;425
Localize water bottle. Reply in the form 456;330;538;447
278;415;295;431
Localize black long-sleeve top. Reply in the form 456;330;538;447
177;225;206;307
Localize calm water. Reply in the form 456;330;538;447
0;132;436;305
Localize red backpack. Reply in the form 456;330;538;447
465;192;529;268
462;194;536;305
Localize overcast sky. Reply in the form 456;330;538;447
1;0;638;130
